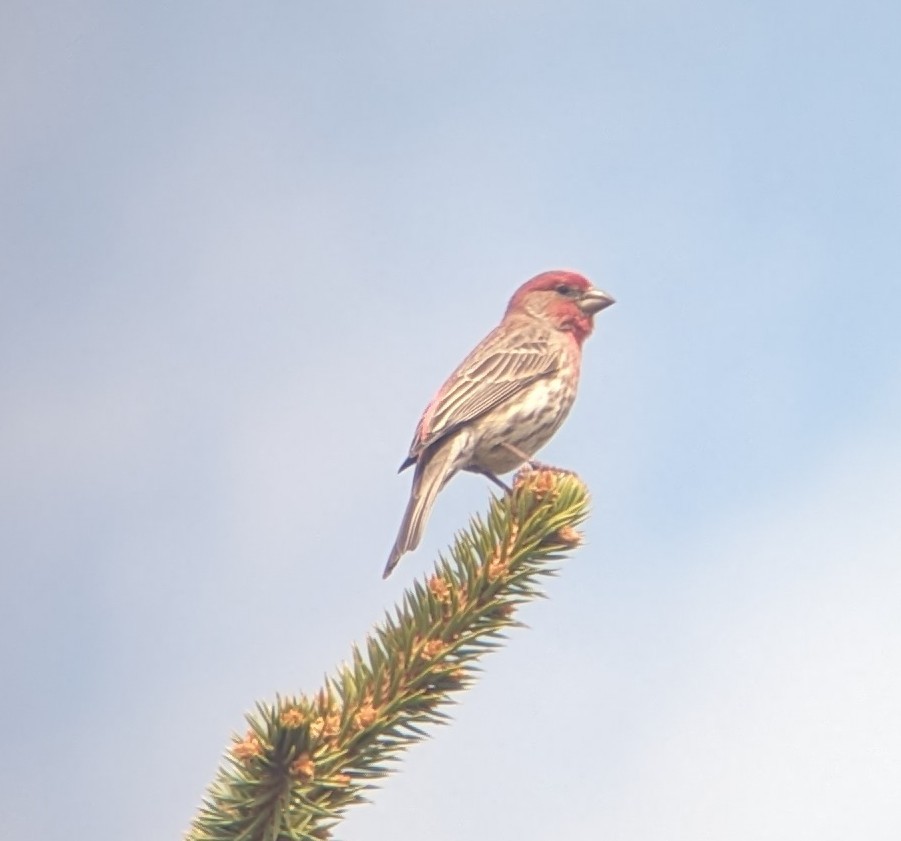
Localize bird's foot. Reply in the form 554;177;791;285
499;442;577;476
522;460;577;476
513;461;580;493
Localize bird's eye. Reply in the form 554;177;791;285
555;284;575;297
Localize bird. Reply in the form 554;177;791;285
384;269;615;578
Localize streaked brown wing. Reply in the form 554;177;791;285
402;322;557;466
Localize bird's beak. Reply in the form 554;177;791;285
578;287;616;315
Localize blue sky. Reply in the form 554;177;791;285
2;2;900;839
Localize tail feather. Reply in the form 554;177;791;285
383;435;465;578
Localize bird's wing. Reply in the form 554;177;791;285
401;322;557;467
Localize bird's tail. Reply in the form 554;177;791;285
383;436;465;578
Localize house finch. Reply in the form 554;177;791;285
384;270;615;578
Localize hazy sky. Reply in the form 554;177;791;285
2;3;900;839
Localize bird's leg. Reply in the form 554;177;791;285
501;442;577;476
479;469;513;493
500;442;535;464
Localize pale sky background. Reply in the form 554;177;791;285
2;3;900;840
